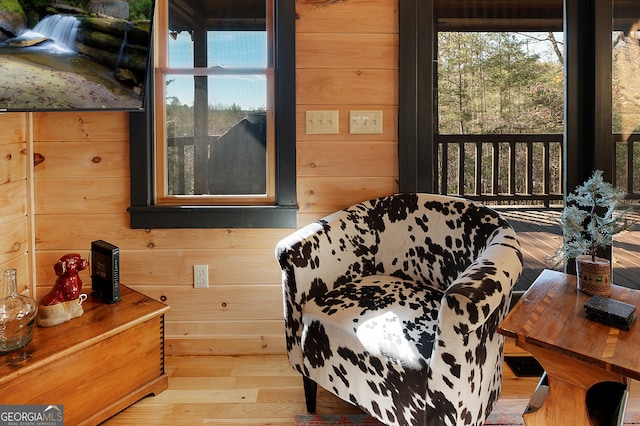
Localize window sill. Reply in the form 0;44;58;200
128;204;298;229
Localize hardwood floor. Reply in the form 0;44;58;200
102;341;640;425
103;353;363;425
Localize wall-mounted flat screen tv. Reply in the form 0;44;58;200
0;0;153;111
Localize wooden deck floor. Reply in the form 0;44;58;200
498;207;640;292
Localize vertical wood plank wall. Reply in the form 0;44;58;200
0;113;32;296
0;0;399;355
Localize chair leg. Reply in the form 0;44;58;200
303;376;317;413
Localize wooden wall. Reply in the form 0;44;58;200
0;113;32;296
296;0;398;225
0;0;399;355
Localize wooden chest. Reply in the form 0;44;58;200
0;285;169;425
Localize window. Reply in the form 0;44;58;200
129;0;296;228
399;0;617;200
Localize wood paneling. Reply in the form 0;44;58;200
0;140;27;183
0;113;32;296
33;141;129;178
137;285;283;321
31;109;290;353
296;33;398;69
297;176;398;214
32;112;129;142
36;249;280;286
166;335;286;355
2;0;400;355
34;177;130;214
295;0;399;221
0;217;28;266
35;214;290;251
296;69;398;105
0;114;26;143
295;0;398;34
165;319;283;338
0;254;30;295
297;142;397;176
0;180;27;221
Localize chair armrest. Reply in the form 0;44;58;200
426;226;521;424
276;211;378;358
441;226;522;334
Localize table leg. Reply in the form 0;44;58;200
518;342;627;426
523;375;591;425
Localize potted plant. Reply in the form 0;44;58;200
555;170;634;296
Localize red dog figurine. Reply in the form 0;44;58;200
40;253;89;306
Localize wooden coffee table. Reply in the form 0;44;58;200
499;269;640;426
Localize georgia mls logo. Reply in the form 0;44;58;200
0;404;64;426
43;405;63;420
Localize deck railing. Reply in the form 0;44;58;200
436;133;640;206
436;134;563;206
166;133;640;204
166;135;219;195
616;133;640;199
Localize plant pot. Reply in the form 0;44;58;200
576;255;612;297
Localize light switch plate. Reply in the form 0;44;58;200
305;110;339;134
349;110;383;134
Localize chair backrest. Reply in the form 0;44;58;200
334;193;513;290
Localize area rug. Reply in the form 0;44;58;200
294;415;383;426
295;408;640;425
294;413;530;425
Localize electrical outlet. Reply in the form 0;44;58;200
193;264;209;288
305;110;339;134
349;110;383;134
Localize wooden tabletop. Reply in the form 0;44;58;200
499;269;640;381
0;285;169;385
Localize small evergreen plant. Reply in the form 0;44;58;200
557;170;633;264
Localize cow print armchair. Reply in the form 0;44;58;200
275;193;523;426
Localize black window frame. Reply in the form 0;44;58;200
128;0;297;229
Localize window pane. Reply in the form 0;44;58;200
208;110;267;195
164;74;268;196
164;74;267;116
437;32;564;135
165;75;195;137
209;75;267;118
168;31;194;67
436;27;564;201
162;0;271;199
209;31;267;68
168;31;267;68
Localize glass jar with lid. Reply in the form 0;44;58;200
0;269;38;354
